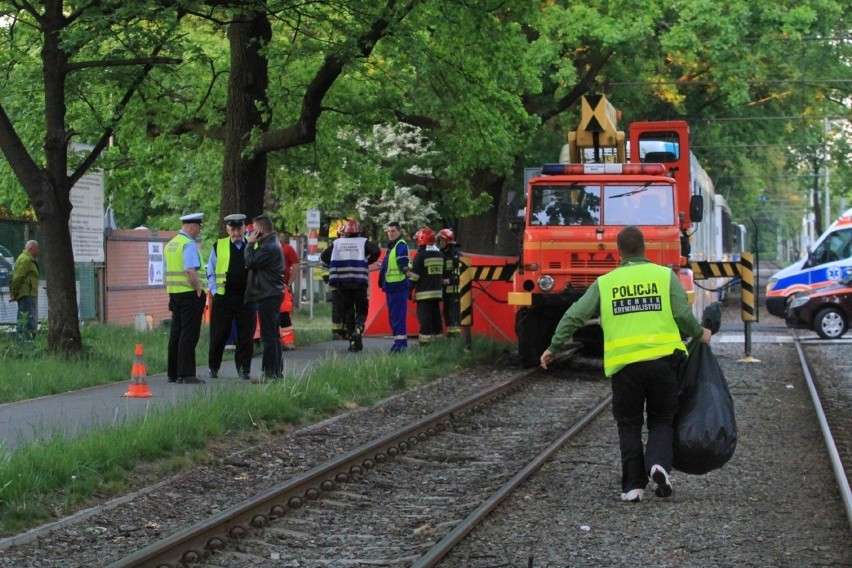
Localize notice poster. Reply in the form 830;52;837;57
148;242;164;285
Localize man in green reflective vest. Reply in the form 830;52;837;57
540;226;711;503
165;212;207;384
206;213;252;380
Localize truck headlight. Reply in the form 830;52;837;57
538;275;555;291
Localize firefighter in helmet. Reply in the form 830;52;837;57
437;228;462;337
322;222;349;340
408;227;444;345
320;219;381;352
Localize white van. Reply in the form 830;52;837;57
765;207;852;318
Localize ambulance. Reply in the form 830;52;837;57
765;207;852;318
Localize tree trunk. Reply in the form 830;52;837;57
40;201;83;354
39;5;82;355
220;8;272;229
456;169;512;255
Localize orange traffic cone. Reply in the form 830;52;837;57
124;343;154;398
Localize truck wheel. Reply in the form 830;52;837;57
516;308;557;368
814;307;847;339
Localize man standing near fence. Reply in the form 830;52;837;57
10;240;39;341
165;213;207;384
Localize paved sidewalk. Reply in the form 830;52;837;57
0;336;395;454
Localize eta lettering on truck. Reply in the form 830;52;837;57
765;207;852;319
508;94;742;367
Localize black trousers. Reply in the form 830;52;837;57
442;293;461;335
254;294;283;377
340;287;368;335
416;299;443;338
168;291;206;379
208;293;254;376
330;288;350;336
610;352;683;492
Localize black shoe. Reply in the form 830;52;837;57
167;377;178;383
239;374;251;381
179;376;206;384
208;369;218;379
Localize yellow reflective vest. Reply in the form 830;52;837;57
598;262;686;376
165;233;204;294
385;240;407;283
213;237;231;295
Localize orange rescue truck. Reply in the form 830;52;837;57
509;94;706;367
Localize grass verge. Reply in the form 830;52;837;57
0;335;510;533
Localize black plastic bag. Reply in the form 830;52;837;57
702;301;722;335
672;341;737;475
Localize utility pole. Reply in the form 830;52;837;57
824;118;831;226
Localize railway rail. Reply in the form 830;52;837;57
795;334;852;530
108;347;608;567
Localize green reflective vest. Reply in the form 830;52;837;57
213;237;231;295
598;263;686;376
385;240;407;283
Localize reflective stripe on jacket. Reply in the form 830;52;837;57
329;237;369;287
598;262;686;376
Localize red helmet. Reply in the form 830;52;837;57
416;227;436;246
342;219;361;235
437;228;455;245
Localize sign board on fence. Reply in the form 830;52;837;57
70;169;105;262
148;242;164;285
306;209;320;229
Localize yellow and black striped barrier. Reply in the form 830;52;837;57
458;259;517;347
689;252;759;362
689;252;756;323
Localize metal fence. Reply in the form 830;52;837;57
0;219;98;326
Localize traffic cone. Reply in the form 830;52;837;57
124;342;154;398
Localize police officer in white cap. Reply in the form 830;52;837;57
164;212;206;384
206;213;253;380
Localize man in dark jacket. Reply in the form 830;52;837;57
245;215;285;381
320;219;381;352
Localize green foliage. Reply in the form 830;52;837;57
0;0;848;250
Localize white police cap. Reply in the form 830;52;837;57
179;212;204;223
223;213;246;225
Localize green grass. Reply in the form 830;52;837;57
0;306;512;533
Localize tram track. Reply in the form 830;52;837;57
793;333;852;531
107;346;617;567
2;308;849;567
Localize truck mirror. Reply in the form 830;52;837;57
690;194;704;223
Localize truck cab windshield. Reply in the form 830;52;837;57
530;184;600;226
603;184;675;226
